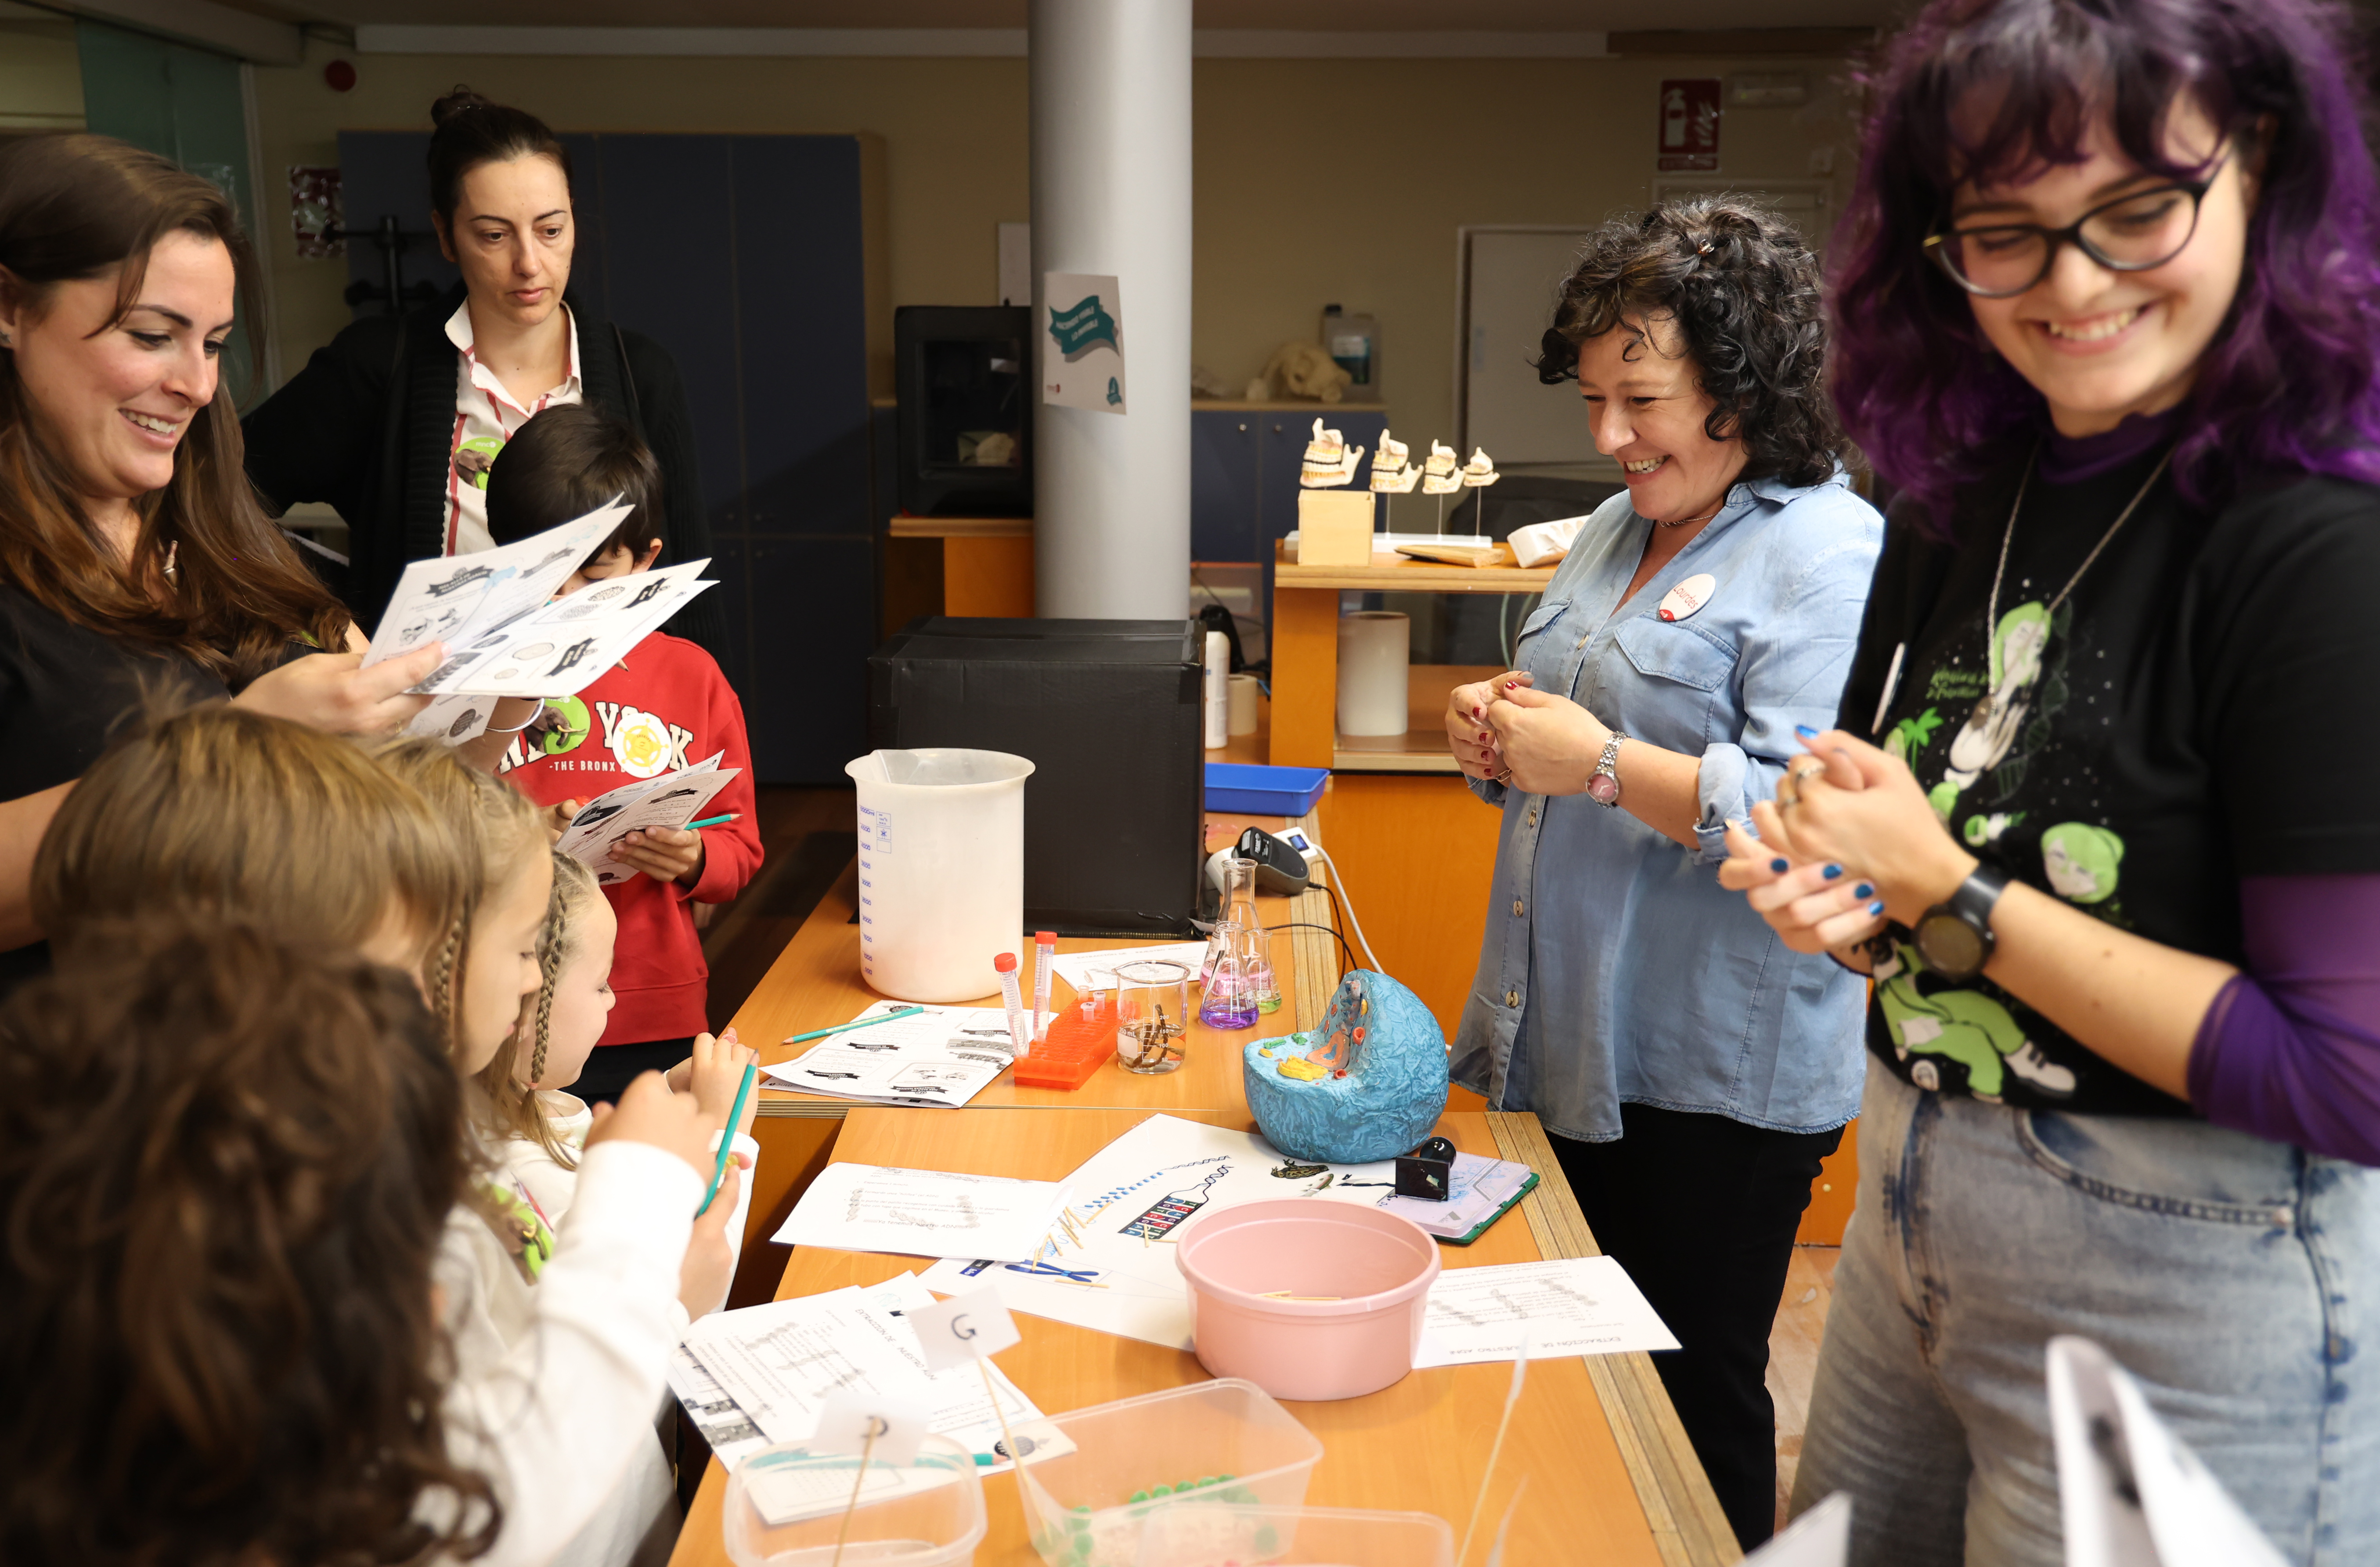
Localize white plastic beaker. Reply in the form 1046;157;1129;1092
846;748;1035;1003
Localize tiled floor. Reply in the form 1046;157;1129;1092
1771;1244;1841;1533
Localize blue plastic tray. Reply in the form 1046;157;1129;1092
1204;762;1329;818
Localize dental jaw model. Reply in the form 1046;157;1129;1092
1367;429;1421;495
1421;440;1462;531
1299;418;1365;488
1460;447;1500;535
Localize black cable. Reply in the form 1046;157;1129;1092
1320;880;1366;971
1264;919;1356;979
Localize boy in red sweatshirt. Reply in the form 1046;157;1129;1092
483;405;764;1105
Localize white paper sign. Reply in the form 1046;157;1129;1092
1042;271;1127;414
909;1284;1021;1372
2048;1336;2287;1567
810;1390;930;1467
1745;1493;1850;1566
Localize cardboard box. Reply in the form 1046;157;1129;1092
1296;490;1377;566
867;617;1203;936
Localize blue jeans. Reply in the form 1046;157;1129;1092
1793;1061;2379;1566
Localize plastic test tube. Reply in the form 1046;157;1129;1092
1032;930;1057;1042
995;953;1031;1059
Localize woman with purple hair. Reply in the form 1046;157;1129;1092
1719;0;2380;1560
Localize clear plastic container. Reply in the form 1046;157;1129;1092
1007;1379;1324;1567
722;1433;987;1566
847;748;1035;1003
1133;1503;1455;1567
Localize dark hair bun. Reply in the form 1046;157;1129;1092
430;86;491;126
423;89;571;221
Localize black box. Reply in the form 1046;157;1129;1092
867;617;1204;936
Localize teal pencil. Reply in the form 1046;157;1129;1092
685;813;740;830
696;1061;756;1218
781;1004;925;1047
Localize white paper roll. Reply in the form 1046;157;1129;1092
1227;672;1260;735
1204;630;1229;749
1336;610;1410;736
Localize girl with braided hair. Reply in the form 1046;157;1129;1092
30;707;735;1564
480;848;762;1318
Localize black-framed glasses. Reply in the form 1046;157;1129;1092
1924;152;2228;299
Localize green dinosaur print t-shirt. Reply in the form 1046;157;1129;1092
1841;444;2380;1114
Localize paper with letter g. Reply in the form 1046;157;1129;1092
910;1284;1021;1373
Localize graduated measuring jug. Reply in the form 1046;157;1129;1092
846;748;1034;1003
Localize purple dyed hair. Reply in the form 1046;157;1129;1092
1830;0;2380;515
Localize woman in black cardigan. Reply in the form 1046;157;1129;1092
243;89;720;653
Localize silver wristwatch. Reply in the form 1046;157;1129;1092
1585;732;1628;807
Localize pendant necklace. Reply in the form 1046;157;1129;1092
1970;443;2175;728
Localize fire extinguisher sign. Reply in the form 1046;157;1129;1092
1657;79;1722;171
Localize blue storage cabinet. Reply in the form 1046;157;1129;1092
1188;408;1389;567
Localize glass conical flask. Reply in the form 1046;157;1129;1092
1200;918;1261;1030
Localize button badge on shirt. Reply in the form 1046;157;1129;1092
1658;574;1717;622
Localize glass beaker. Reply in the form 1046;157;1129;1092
1114;959;1191;1074
1200;921;1262;1030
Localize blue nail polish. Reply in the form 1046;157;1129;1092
1854;882;1874;899
1770;857;1790;873
1822;864;1843;880
1795;723;1819;739
1868;900;1886;917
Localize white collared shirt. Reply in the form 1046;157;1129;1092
443;298;583;556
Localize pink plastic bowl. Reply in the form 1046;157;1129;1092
1174;1200;1442;1401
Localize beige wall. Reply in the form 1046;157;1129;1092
249;40;1860;448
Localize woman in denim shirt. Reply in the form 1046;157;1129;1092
1441;199;1879;1550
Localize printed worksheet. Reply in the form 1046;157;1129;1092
363;499;721;698
917;1114;1405;1349
432;560;716;698
773;1163;1068;1263
2049;1336;2288;1567
364;502;628;669
666;1343;770;1469
554;751;741;884
676;1273;1059;1490
1410;1257;1678;1367
762;1002;1018;1108
404;691;496;746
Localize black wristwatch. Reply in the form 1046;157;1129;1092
1912;863;2010;983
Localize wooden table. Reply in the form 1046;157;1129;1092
671;1108;1738;1567
678;814;1741;1567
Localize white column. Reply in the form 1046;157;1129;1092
1029;0;1192;619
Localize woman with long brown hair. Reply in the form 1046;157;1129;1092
0;134;442;964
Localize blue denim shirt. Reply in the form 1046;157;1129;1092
1450;469;1880;1142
